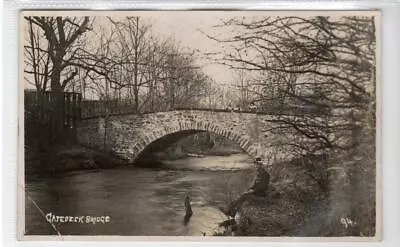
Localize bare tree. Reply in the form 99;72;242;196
208;15;376;235
102;17;154;112
24;17;51;93
25;16;92;141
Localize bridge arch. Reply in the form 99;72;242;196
129;120;258;163
77;110;278;166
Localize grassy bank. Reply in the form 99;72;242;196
212;156;376;237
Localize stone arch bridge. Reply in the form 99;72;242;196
76;109;287;165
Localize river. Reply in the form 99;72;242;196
25;154;255;236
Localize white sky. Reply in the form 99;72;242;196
23;12;244;90
148;13;232;85
89;11;376;86
105;11;256;86
23;11;378;89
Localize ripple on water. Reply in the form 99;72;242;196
25;154;254;236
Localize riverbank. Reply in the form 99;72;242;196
25;142;244;178
214;185;330;236
152;146;244;161
213;157;370;237
25;145;129;178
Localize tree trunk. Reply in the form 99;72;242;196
134;86;139;112
50;70;65;144
133;17;139;112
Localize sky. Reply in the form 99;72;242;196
23;11;378;90
146;12;232;85
93;11;375;86
94;11;258;87
22;12;228;92
24;11;246;89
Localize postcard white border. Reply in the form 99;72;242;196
1;1;399;247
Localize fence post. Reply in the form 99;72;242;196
78;94;82;119
72;93;77;128
66;93;71;128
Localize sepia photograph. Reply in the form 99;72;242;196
19;10;380;240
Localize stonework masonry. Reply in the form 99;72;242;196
76;110;290;165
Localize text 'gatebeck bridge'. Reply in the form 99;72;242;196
76;107;287;164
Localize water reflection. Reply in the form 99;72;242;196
25;154;254;236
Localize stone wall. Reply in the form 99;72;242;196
76;117;106;150
77;110;291;165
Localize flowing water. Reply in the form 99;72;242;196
25;154;255;236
